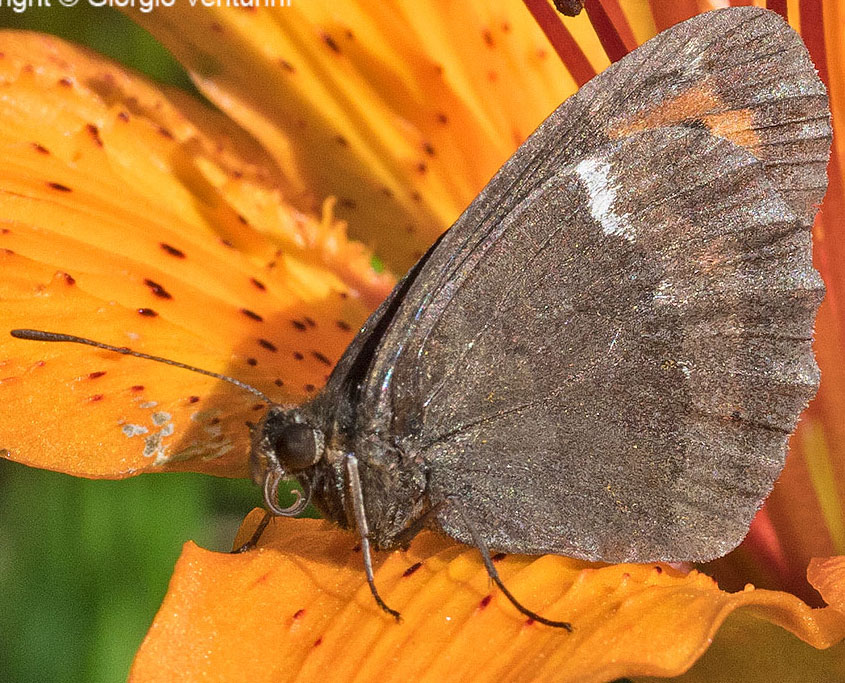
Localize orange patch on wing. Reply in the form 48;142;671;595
701;107;760;152
609;85;760;152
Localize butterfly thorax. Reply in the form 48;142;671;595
310;419;430;550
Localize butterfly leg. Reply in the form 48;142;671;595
231;510;272;553
447;497;572;631
344;453;402;622
391;500;448;549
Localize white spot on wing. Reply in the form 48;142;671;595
574;157;633;241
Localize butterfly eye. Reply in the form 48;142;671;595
275;423;321;472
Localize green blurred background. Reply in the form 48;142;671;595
0;7;272;681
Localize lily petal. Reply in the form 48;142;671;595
131;513;845;682
127;3;586;273
0;32;391;478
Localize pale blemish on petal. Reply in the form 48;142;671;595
152;411;172;426
122;424;149;438
574;157;633;241
139;401;158;409
144;432;163;459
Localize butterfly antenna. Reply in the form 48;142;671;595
10;329;274;404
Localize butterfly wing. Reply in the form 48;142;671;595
341;8;829;561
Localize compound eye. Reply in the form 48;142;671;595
275;423;319;471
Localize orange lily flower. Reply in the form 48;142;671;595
0;1;843;680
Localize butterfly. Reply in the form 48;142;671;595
5;7;830;629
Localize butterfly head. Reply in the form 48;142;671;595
250;405;324;516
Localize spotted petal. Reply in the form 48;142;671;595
131;514;845;682
0;32;392;478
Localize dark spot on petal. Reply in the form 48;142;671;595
344;28;354;40
58;77;73;88
293;608;305;620
61;273;76;285
118;111;130;122
291;320;306;332
280;59;296;73
188;396;200;403
143;279;172;299
293;352;304;361
241;309;263;322
211;21;223;32
411;191;422;202
336;320;351;332
88;371;106;379
339;291;349;299
131;385;144;392
437;112;448;125
86;123;103;147
381;187;393;198
274;378;284;387
313;637;323;647
0;228;8;234
246;358;258;366
338;198;356;210
352;544;361;552
250;278;266;291
160;243;186;259
479;594;492;609
210;417;221;425
502;22;511;32
492;552;506;562
423;142;435;157
32;142;50;155
482;29;494;46
137;308;158;317
158;126;174;140
335;135;348;146
258;339;277;352
524;618;535;627
221;239;235;249
654;565;663;574
303;317;316;328
304;384;316;393
434;64;444;76
537;48;548;60
312;351;332;366
416;162;427;174
237;214;248;225
252;403;264;411
321;32;340;53
88;394;104;402
402;562;422;578
48;182;72;192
